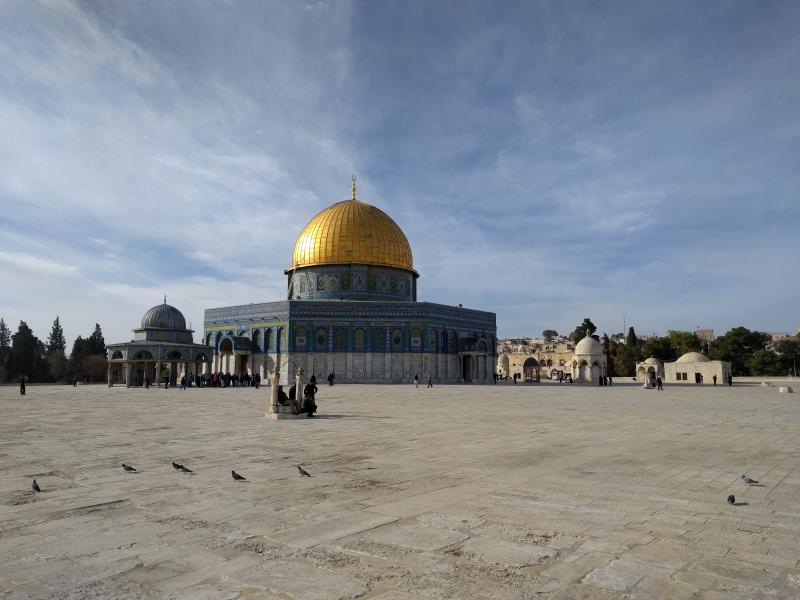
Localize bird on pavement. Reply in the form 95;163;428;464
296;465;311;477
741;474;759;485
172;462;183;471
32;479;41;493
231;470;246;481
180;465;193;474
122;464;137;472
727;495;735;505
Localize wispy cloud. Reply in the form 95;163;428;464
0;0;798;345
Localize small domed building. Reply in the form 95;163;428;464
569;333;607;383
107;300;213;387
203;180;496;383
664;352;731;384
635;357;664;386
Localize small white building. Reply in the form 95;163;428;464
663;352;731;385
569;333;607;383
636;357;664;386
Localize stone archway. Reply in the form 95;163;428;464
523;357;539;381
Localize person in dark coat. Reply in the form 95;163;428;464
20;377;26;396
303;381;318;417
656;376;663;391
327;372;335;386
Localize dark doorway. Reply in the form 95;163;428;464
462;355;472;382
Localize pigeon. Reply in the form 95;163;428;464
231;470;246;481
741;474;759;485
122;464;137;472
296;465;311;477
727;495;735;505
172;462;183;471
180;465;193;474
32;479;41;493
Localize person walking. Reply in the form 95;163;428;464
20;376;26;396
728;374;733;386
656;376;663;391
426;373;432;388
414;374;419;388
713;374;717;386
180;375;186;390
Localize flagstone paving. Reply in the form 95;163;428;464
1;381;799;599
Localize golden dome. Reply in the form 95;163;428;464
289;186;415;273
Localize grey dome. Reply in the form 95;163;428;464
141;301;187;330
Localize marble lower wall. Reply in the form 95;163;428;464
235;352;492;384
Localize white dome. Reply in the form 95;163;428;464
644;357;662;366
676;352;709;363
575;334;603;355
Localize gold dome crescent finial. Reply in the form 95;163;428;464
351;175;357;201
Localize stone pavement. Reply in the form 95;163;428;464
1;381;799;599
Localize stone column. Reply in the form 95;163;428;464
295;369;304;413
267;369;280;417
125;363;131;388
156;360;162;387
107;363;112;387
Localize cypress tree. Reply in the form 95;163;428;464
47;316;66;353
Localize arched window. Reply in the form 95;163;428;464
295;326;307;350
277;327;285;352
315;328;327;351
372;328;384;352
215;331;223;349
205;332;212;346
252;329;261;353
354;328;365;352
441;331;448;353
335;327;347;351
428;328;438;352
111;350;123;360
391;328;403;351
410;326;422;349
264;328;272;352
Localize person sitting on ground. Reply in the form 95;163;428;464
277;385;290;405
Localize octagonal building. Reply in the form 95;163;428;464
203;181;496;383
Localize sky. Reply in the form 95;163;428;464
0;0;798;347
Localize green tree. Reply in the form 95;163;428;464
774;340;800;376
746;350;783;376
47;316;66;352
0;318;10;383
9;321;46;382
87;324;106;355
614;327;643;376
0;318;10;349
709;327;770;375
570;318;597;343
542;329;558;342
601;333;616;376
641;336;677;362
667;331;702;357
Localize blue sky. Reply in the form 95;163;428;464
0;0;798;346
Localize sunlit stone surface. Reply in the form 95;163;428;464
1;382;799;599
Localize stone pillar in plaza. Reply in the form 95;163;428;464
266;369;280;417
156;360;162;387
125;363;132;388
107;363;112;387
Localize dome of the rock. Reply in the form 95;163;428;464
288;190;414;274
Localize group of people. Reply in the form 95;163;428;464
276;374;319;417
188;372;262;389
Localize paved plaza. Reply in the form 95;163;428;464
1;381;799;599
